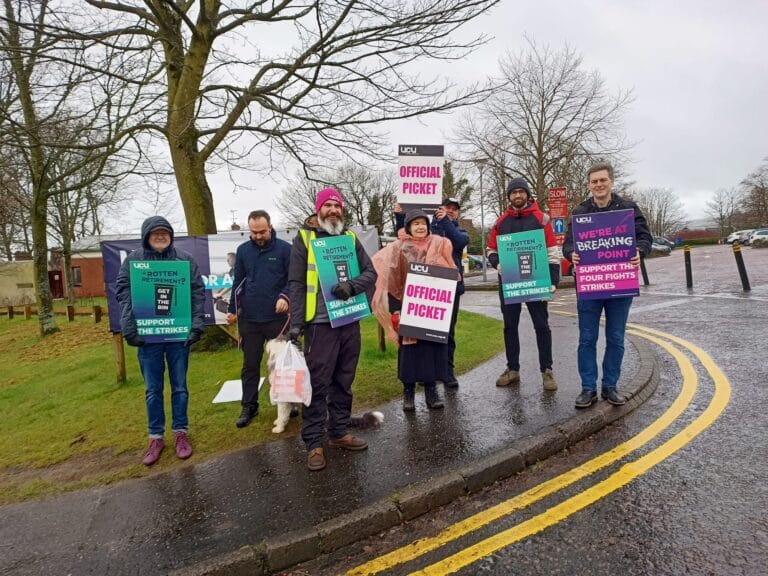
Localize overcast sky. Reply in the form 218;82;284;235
127;0;768;233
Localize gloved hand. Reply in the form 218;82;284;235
390;311;400;332
124;333;145;347
185;328;203;347
288;326;303;345
331;281;355;300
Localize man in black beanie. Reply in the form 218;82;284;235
486;178;561;392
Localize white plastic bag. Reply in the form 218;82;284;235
269;341;312;406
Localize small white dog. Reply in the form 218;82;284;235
265;337;384;433
266;337;303;433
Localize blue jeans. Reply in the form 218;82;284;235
577;297;633;392
138;342;190;437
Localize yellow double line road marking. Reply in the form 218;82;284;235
348;324;730;576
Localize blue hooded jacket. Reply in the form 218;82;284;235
115;216;205;340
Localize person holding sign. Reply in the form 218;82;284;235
393;198;468;388
115;216;205;466
372;208;457;412
226;210;291;429
288;188;378;471
563;163;652;409
486;178;562;392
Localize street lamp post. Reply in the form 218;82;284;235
478;163;487;282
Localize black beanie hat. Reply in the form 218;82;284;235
507;177;532;199
404;208;430;234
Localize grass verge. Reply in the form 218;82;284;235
0;311;503;504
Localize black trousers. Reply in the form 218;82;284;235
498;287;552;372
301;322;361;450
239;318;286;410
446;293;461;380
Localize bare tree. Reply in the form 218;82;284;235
276;163;397;233
740;158;768;227
629;187;688;237
455;39;633;208
0;0;148;335
705;188;739;239
0;164;31;260
442;160;474;211
83;0;499;235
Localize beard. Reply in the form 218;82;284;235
317;214;344;236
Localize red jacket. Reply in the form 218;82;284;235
487;200;558;251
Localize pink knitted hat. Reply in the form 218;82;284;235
314;188;344;213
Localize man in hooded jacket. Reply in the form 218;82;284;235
116;216;205;466
486;178;561;392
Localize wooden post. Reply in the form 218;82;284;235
93;305;102;323
113;332;126;384
24;306;32;320
7;306;13;320
66;305;75;322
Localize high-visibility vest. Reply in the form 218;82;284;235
299;228;356;321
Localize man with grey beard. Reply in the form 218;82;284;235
288;188;378;471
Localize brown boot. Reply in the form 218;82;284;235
328;434;368;451
307;447;326;471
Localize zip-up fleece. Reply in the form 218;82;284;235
562;193;652;262
228;229;291;322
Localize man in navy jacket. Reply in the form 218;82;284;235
563;163;652;409
227;210;291;428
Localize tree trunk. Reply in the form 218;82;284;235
31;195;59;336
63;244;75;305
168;135;218;235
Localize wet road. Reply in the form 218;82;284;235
284;245;768;576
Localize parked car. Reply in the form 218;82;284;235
467;254;489;270
648;240;672;257
726;229;754;244
653;236;675;250
748;228;768;247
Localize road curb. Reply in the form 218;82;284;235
180;334;659;575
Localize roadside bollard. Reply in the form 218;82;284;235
7;306;13;320
24;305;32;320
732;244;751;291
684;245;693;289
639;256;649;286
66;304;75;322
93;304;102;323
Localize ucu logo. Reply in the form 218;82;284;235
133;262;150;269
399;146;418;155
410;264;429;273
314;240;327;247
575;216;593;224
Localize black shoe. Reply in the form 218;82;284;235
425;386;444;410
236;406;258;428
601;389;626;406
403;389;416;412
289;406;300;418
574;390;598;409
443;377;459;389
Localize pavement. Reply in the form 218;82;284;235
0;279;659;576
